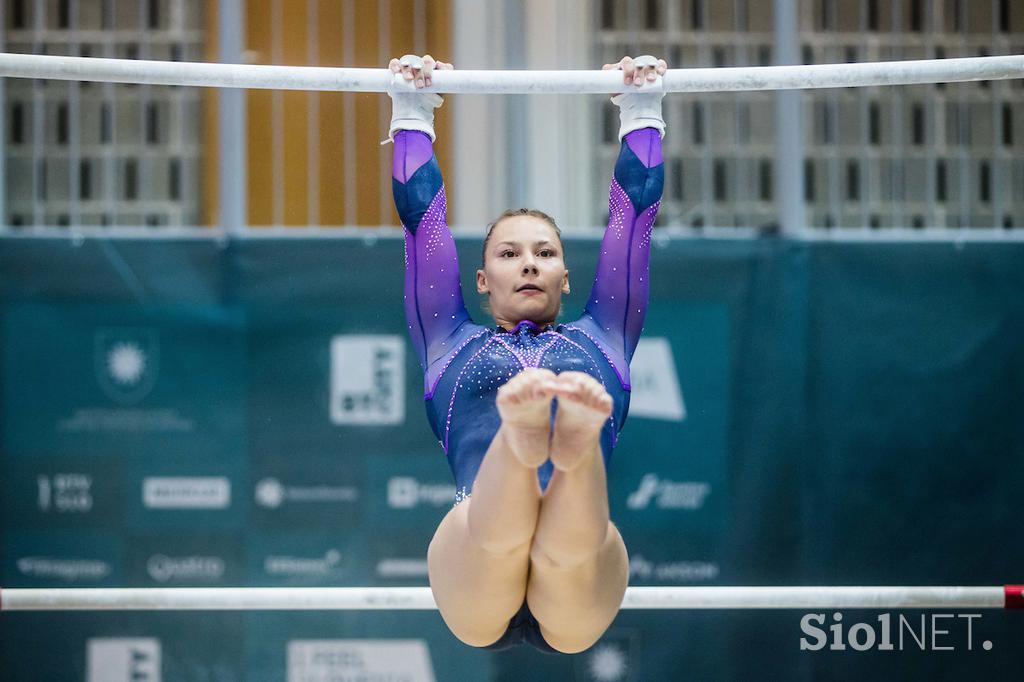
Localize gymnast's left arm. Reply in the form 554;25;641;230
583;56;667;377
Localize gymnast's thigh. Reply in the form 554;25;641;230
525;521;629;654
427;498;533;648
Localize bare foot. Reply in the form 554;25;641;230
495;367;558;468
549;372;613;472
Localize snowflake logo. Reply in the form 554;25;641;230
587;642;627;682
255;478;285;509
107;342;146;385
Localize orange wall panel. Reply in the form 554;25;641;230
206;0;451;227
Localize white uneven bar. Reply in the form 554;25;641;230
0;52;1021;93
0;586;1009;611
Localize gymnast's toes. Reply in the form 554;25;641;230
549;372;612;471
496;368;558;467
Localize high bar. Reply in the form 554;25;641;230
0;52;1021;93
2;586;1021;611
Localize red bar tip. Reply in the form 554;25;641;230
1006;585;1024;609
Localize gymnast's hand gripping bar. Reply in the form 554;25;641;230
0;52;1021;93
2;586;1022;611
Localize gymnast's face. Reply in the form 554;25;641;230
476;216;570;330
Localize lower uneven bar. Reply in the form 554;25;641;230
1;586;1015;611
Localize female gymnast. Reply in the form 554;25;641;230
387;53;666;654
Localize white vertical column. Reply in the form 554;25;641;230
378;0;390;226
139;0;150;225
103;0;116;226
696;0;713;227
70;0;81;225
31;0;45;225
773;0;805;234
172;0;190;225
991;0;1007;228
523;0;593;228
218;0;246;233
524;0;598;228
451;0;507;230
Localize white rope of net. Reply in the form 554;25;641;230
0;53;1021;93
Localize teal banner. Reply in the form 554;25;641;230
1;236;1021;680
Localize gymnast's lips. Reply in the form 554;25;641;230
516;284;544;295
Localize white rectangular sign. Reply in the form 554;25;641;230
142;477;231;509
87;638;161;682
287;639;435;682
330;335;405;425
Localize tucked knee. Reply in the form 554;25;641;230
530;521;611;571
449;623;509;649
539;626;604;655
467;512;534;558
529;533;603;572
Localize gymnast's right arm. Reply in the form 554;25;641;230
387;55;471;373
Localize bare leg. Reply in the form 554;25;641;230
427;368;558;647
526;371;629;653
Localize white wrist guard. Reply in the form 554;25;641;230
385;73;444;144
610;55;666;141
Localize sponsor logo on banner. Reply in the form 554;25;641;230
576;630;641;682
94;328;160;405
626;474;710;510
386;477;455;509
375;558;429;578
255;477;359;509
629;554;719;582
142;477;231;509
87;638;161;682
627;337;686;421
37;473;93;513
265;549;343;577
146;554;226;583
17;556;112;581
329;335;405;425
287;640;435;682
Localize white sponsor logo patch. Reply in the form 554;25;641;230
254;477;359;509
37;473;93;513
586;642;629;682
387;477;455;509
17;557;112;581
627;337;686;421
265;550;342;577
626;474;710;510
375;558;429;578
87;638;161;682
143;477;231;509
629;555;720;582
287;640;435;682
94;328;160;406
147;555;225;583
330;335;405;425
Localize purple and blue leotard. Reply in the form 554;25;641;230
392;127;663;503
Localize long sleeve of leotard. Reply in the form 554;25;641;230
580;127;664;387
392;130;472;374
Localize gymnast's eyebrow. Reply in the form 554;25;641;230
494;240;557;248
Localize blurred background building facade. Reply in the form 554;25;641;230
1;0;1022;231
